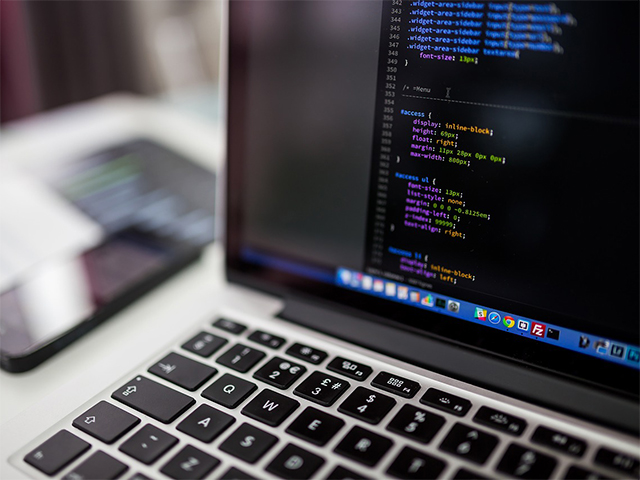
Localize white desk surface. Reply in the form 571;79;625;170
0;94;226;425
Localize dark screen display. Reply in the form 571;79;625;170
228;1;639;392
364;1;639;336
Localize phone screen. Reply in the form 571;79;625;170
0;139;216;371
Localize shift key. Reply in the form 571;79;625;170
112;376;194;423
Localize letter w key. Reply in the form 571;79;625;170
242;390;300;426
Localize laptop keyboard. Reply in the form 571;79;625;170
17;316;639;479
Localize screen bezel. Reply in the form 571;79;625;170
225;0;639;400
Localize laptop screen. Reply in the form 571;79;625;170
226;1;639;396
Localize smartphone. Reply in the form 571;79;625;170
0;139;216;372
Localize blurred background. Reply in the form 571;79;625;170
0;0;226;373
1;0;223;123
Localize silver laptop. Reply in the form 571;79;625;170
3;1;638;479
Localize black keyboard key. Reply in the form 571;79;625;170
182;332;227;358
202;373;257;408
439;423;499;465
72;401;140;444
217;344;266;373
286;407;345;446
594;447;639;476
334;426;393;467
497;444;558;479
248;330;286;349
386;446;447;479
420;388;471;416
160;445;220;479
327;357;372;381
371;371;420;398
453;468;489;479
24;430;90;476
531;426;586;457
213;318;246;334
253;357;306;389
294;371;350;406
473;406;527;436
112;376;194;423
148;352;216;391
386;404;445;444
266;443;325;479
63;451;128;480
326;466;366;479
564;465;608;479
221;466;256;479
286;343;327;365
219;423;278;464
119;424;177;465
338;387;396;424
241;389;299;426
177;404;235;443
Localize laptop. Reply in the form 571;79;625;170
2;1;638;478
